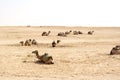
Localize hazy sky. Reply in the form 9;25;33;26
0;0;120;26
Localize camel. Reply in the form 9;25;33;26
52;40;61;47
57;40;61;44
110;45;120;55
88;31;94;35
52;41;56;47
42;31;51;36
32;50;54;64
20;41;24;46
65;30;72;35
25;40;31;46
57;32;67;37
78;31;83;34
32;39;38;45
28;39;32;45
73;31;79;35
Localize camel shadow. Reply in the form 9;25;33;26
34;60;54;65
34;60;45;64
23;60;54;65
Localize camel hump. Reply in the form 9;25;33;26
41;53;49;61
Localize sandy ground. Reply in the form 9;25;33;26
0;26;120;80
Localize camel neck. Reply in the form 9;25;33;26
35;52;40;58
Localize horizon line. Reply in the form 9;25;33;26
0;25;120;27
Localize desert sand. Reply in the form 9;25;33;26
0;26;120;80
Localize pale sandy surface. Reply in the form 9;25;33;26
0;26;120;80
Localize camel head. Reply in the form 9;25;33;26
32;50;38;54
29;39;32;42
116;45;120;50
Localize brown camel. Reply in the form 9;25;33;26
20;39;38;46
110;45;120;55
57;40;61;44
28;39;32;45
73;31;79;35
20;41;24;46
42;31;51;36
65;30;72;35
78;31;83;34
57;32;67;37
32;39;38;45
52;40;61;47
88;31;94;35
52;41;56;47
32;50;54;64
25;40;31;46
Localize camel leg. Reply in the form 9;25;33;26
110;51;113;55
44;58;54;64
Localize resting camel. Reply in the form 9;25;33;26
25;40;31;46
52;40;61;47
20;41;24;46
32;39;38;45
32;50;54;64
88;31;94;35
73;31;79;35
57;40;61;44
78;31;83;34
57;32;67;37
42;31;51;36
110;45;120;55
52;41;56;47
65;30;72;35
20;39;38;46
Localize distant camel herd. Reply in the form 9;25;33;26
18;30;119;64
20;39;38;46
57;30;94;37
41;30;94;37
